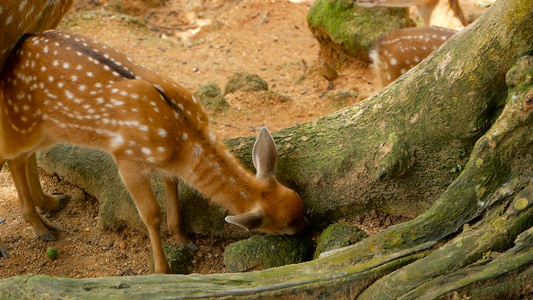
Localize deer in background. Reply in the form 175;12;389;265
0;0;74;258
0;30;307;273
355;0;468;30
354;0;468;89
370;26;457;88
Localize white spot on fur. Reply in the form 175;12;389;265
193;143;203;156
141;148;152;155
110;134;125;148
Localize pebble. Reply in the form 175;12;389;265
104;242;114;251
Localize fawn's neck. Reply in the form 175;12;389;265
169;133;264;215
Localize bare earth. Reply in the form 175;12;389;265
0;0;489;279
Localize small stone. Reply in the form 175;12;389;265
119;241;126;250
104;242;114;251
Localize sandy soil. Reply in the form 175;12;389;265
0;0;491;279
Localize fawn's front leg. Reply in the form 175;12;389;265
26;153;70;212
7;154;61;241
117;161;171;274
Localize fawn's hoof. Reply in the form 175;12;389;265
38;231;58;241
46;193;70;211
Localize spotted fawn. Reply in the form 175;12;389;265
0;30;306;273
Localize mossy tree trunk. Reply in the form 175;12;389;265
2;0;532;298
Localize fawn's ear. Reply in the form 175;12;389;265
225;210;264;231
252;127;278;180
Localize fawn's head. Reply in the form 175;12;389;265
225;127;307;235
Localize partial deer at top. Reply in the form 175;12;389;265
355;0;468;30
0;0;73;68
0;0;73;258
370;26;457;88
0;30;307;273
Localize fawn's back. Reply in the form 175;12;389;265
0;30;207;167
370;26;456;88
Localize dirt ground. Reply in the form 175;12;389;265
0;0;491;279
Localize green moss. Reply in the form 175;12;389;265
46;247;58;260
224;72;268;95
193;82;229;112
314;222;368;259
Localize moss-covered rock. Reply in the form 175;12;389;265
150;245;193;274
193;82;229;112
224;72;268;95
224;235;312;272
314;222;367;259
307;0;408;62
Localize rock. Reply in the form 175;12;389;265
151;245;193;275
313;222;367;259
224;72;268;95
193;82;229;112
223;235;312;272
307;0;408;62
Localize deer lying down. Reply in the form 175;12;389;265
370;26;457;88
0;30;306;273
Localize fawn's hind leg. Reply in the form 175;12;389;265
7;154;60;241
26;153;70;212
